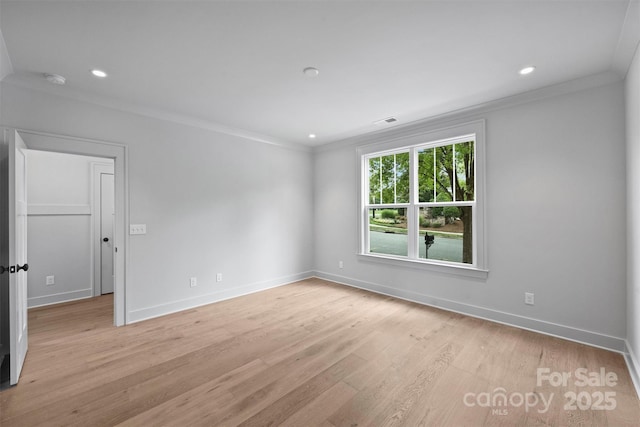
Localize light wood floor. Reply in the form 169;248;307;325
1;278;638;426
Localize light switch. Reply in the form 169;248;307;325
130;224;147;235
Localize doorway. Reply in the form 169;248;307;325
16;130;127;327
27;151;115;309
1;128;127;387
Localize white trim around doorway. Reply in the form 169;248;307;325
16;129;129;326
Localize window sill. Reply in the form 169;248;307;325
357;253;489;280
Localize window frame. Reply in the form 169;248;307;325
358;120;488;279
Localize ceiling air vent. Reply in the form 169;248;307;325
373;116;398;125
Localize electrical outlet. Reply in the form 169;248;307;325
525;292;535;305
339;260;344;269
216;273;222;282
46;275;55;286
190;277;197;287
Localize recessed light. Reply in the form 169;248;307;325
91;69;108;78
44;73;66;85
308;134;317;139
303;67;319;77
519;66;536;75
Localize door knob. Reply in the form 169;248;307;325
0;266;8;274
103;237;109;242
17;263;28;272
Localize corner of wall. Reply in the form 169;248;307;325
625;340;640;399
626;31;640;400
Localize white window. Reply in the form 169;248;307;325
359;120;487;277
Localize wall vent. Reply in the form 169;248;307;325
373;116;398;125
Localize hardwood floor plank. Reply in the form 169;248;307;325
279;381;359;427
115;358;269;427
218;329;386;425
399;365;492;426
236;353;365;427
327;337;462;427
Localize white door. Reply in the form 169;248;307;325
100;174;114;294
8;130;28;385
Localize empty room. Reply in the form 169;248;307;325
1;1;640;426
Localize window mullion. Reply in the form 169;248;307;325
378;156;382;203
433;148;437;202
452;143;456;202
407;148;418;259
393;153;397;204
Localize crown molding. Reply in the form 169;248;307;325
612;0;640;77
2;68;623;156
2;76;312;153
314;70;622;154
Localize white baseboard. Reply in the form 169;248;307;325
127;271;315;324
624;341;640;399
28;288;93;308
313;270;627;354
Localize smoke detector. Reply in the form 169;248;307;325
44;73;66;85
303;67;319;77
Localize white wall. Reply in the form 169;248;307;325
1;82;314;322
26;150;112;307
0;26;10;83
314;80;627;351
0;0;14;124
626;42;640;390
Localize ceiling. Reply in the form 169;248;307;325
1;1;638;147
